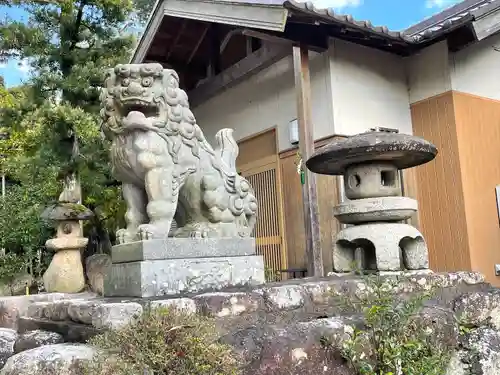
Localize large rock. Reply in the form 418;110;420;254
150;298;197;314
91;302;143;329
0;328;17;368
0;344;96;375
85;254;111;296
447;327;500;375
67;300;99;325
258;285;306;311
41;300;77;321
14;330;64;353
223;317;355;375
0;293;94;330
411;306;459;349
454;290;500;329
193;292;261;317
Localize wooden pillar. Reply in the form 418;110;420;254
293;44;324;277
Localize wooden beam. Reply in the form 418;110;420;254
220;29;242;54
241;25;328;52
144;56;207;77
189;43;291;107
293;44;323;277
187;25;209;64
242;29;293;46
209;23;222;76
165;19;188;61
245;36;253;55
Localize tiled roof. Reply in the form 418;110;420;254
284;0;414;43
285;0;500;44
406;0;498;41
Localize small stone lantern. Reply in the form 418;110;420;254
41;193;93;293
306;130;437;273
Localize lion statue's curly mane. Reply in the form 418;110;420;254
100;63;257;243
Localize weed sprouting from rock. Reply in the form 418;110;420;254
330;274;453;375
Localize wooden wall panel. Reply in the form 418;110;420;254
237;129;277;167
410;92;471;272
237;128;288;277
279;136;343;274
453;91;500;285
280;154;306;269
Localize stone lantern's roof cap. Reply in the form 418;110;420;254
41;202;94;222
306;131;438;176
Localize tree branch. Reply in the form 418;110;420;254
69;0;86;51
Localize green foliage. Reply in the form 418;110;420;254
85;307;241;375
131;0;156;25
264;266;280;282
0;84;14;108
338;275;452;375
0;252;29;295
0;0;149;259
0;184;53;253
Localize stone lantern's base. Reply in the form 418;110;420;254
43;249;86;293
333;222;429;273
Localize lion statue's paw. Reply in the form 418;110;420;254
188;229;209;239
116;228;136;244
137;223;170;240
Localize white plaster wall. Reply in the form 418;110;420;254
193;38;415;153
450;32;500;100
192;50;333;152
406;41;452;104
328;38;413;136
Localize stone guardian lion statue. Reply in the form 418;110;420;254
100;63;258;243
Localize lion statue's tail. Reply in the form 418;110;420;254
213;129;258;236
215;129;239;171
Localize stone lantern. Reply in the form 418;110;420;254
306;130;437;273
41;187;93;293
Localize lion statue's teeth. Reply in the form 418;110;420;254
100;64;258;243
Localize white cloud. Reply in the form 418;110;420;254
299;0;362;10
425;0;460;9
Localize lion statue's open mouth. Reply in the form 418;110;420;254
120;101;161;130
100;63;258;243
121;101;159;118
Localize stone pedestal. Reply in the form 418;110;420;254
43;240;87;294
103;238;265;297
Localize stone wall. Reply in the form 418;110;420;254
0;272;498;374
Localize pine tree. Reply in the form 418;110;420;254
0;0;153;264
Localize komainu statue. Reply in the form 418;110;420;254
100;63;257;243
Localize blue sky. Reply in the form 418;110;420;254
0;0;461;88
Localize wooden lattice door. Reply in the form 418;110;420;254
237;130;287;278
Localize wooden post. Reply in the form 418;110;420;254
293;44;324;277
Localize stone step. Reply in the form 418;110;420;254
6;271;498;375
17;271;489;335
0;292;97;330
